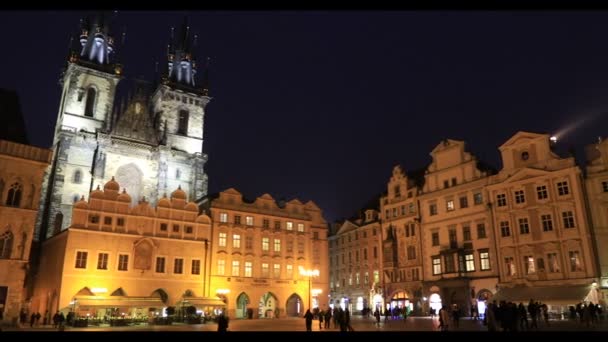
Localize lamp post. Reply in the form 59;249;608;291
299;267;319;311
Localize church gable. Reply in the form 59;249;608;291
111;88;159;145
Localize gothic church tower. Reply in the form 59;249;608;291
35;15;211;242
35;14;122;241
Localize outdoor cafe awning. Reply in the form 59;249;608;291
491;284;596;306
179;297;226;307
74;295;165;308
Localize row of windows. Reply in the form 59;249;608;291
218;213;306;232
334;247;378;265
217;233;307;253
431;223;487;247
499;211;576;237
431;250;491;275
330;228;377;248
428;192;484;216
385;268;421;283
75;251;201;275
504;251;584;276
332;270;381;289
496;182;570;207
87;215;195;234
385;202;416;219
216;260;299;278
73;168;185;184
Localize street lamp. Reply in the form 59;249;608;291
299;266;319;311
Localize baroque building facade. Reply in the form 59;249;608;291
418;139;498;317
379;166;425;315
487;131;598;310
329;131;603;318
31;178;219;321
202;188;329;319
328;209;382;314
585;138;608;297
0;140;52;324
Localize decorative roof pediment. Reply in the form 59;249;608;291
431;139;464;154
500;167;553;184
288;199;303;206
223;188;241;196
258;193;274;201
335;220;359;235
304;200;320;211
499;131;547;150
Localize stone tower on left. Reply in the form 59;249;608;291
34;14;123;241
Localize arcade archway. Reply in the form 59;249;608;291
236;292;250;319
259;292;278;318
286;293;303;317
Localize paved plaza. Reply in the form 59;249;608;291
3;315;608;332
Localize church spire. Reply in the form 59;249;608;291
69;12;121;75
163;17;201;92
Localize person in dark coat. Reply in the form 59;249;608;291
217;312;229;332
304;309;314;331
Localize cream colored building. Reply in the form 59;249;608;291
0;140;52;324
418;139;498;316
31;178;219;321
488;132;598;311
584;138;608;303
328;209;382;314
379;165;425;314
203;188;329;319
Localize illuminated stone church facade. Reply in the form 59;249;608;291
34;15;210;244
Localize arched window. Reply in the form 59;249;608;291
177;109;189;135
84;87;96;117
73;170;82;184
0;230;13;259
6;183;22;207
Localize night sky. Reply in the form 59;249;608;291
2;11;608;223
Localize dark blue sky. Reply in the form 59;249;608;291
2;11;608;223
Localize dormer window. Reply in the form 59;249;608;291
394;185;401;197
521;151;529;161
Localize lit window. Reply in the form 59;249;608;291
232;260;240;276
480;251;490;271
219;212;228;223
465;253;475;272
233;234;241;249
218;233;227;247
245;262;252;277
432;257;442;275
